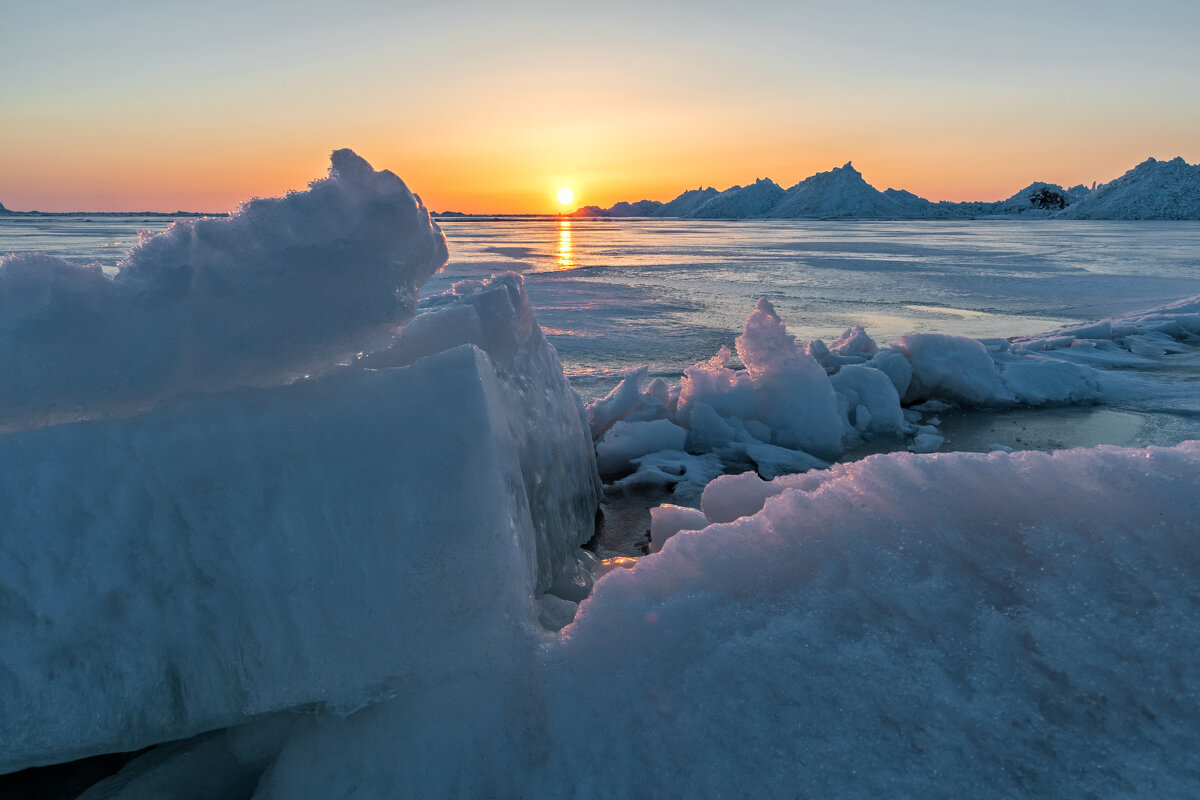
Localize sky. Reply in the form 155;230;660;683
2;0;1199;213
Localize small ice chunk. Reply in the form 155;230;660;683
828;325;878;357
587;366;649;439
999;358;1102;405
685;401;738;451
741;441;829;480
830;363;906;435
735;298;845;458
595;419;689;476
867;349;913;398
897;333;1013;406
537;594;580;632
910;432;945;453
701;471;783;524
649;504;710;552
677;346;757;423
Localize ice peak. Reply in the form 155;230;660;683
330;148;374;181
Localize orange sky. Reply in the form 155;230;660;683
3;1;1198;213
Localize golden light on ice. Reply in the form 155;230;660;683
556;219;573;270
556;187;574;206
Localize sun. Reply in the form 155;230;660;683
556;187;574;206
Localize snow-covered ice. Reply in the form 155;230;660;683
575;155;1200;220
0;150;448;431
0;156;600;775
205;442;1200;799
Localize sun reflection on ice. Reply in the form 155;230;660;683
556;218;574;270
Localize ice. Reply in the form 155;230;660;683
0;173;599;773
245;442;1200;797
998;357;1102;405
577;291;1200;500
735;298;845;458
572;155;1199;220
829;363;907;436
736;440;829;480
606;450;723;501
8;165;1200;794
699;470;786;524
541;442;1200;798
676;345;756;424
896;332;1015;405
767;162;926;219
585;366;650;439
0;349;543;772
0;150;447;431
690;177;785;219
595;418;688;476
648;504;709;552
1063;157;1200;220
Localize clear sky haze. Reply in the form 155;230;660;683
3;0;1198;212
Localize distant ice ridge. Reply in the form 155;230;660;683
586;293;1200;511
0;149;447;430
1062;156;1200;220
112;442;1200;798
574;156;1200;219
0;157;600;773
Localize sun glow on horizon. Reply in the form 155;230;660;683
556;187;575;207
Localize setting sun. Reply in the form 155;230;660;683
556;187;574;206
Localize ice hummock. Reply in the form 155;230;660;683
585;291;1200;504
575;155;1199;220
0;149;447;431
0;157;600;774
1063;156;1200;220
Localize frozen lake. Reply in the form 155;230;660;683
4;214;1199;449
428;217;1200;397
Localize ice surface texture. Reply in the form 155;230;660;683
0;160;599;773
0;149;447;430
538;442;1200;798
589;292;1200;494
244;442;1200;798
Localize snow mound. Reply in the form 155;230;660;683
653;186;721;217
1063;157;1200;220
691;178;785;218
0;149;448;431
582;157;1198;220
544;442;1200;797
994;181;1076;215
248;442;1200;798
768;162;915;219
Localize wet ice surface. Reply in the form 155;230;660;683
7;214;1198;422
430;217;1200;555
0;216;181;272
429;217;1200;398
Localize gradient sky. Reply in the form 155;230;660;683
3;0;1198;212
